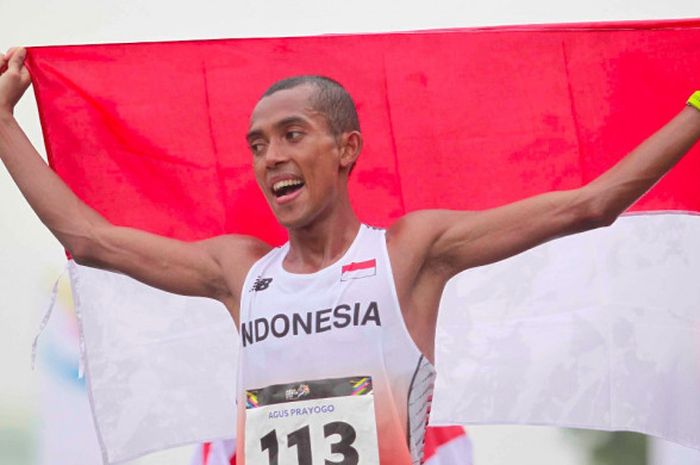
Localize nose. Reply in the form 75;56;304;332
263;139;289;168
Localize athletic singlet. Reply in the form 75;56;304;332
236;224;436;465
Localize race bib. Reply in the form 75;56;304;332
245;376;380;465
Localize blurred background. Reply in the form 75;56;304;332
1;0;699;463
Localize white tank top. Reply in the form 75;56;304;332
236;225;436;465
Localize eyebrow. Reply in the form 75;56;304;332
246;115;311;142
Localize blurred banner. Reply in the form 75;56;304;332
36;278;102;465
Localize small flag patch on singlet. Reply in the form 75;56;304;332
341;259;376;281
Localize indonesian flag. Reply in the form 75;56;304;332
190;427;472;465
25;19;700;465
341;259;377;281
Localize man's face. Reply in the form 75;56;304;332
247;85;346;229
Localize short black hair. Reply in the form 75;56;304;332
261;75;360;137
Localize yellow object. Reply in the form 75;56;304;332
687;91;700;111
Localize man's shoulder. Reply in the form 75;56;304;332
203;234;274;319
387;209;463;244
206;233;272;257
386;211;448;270
386;209;478;276
203;234;273;279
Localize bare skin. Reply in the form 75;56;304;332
2;47;700;363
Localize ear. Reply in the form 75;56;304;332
338;131;363;171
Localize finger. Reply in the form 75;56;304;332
8;47;26;72
20;66;32;86
3;48;18;70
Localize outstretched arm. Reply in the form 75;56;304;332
388;96;700;359
392;98;700;283
0;48;269;319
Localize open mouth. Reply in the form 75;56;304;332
272;179;305;198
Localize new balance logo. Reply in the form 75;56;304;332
251;277;273;292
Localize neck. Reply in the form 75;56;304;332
284;201;361;274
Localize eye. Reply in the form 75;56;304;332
249;141;266;156
285;130;304;142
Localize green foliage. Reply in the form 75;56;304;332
0;425;35;465
566;429;648;465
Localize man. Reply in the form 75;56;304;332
2;45;699;464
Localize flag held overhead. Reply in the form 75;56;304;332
25;18;700;464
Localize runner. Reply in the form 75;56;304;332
1;46;699;464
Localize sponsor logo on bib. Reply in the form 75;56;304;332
286;384;311;401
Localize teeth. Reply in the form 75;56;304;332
272;179;304;193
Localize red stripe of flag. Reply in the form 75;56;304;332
341;259;377;274
25;20;700;248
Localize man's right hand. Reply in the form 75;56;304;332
0;47;31;116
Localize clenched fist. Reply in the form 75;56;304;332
0;47;31;116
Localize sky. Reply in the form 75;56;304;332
0;1;698;464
